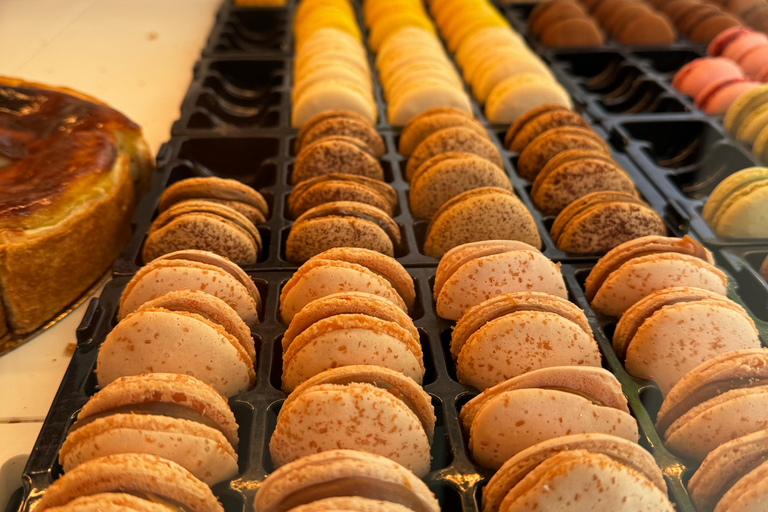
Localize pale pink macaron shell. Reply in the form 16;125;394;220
707;26;747;56
696;78;761;114
721;30;768;62
739;45;768;79
672;57;745;97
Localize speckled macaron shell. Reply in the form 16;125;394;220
281;313;424;392
279;259;406;323
423;187;542;259
35;454;223;512
504;106;590;153
158;177;269;224
143;200;262;266
405;126;503;181
483;433;665;512
297;116;385;157
119;253;261;327
550;191;666;254
296;110;372;149
286;497;415;512
531;150;637;215
689;430;768;512
409;155;512;219
292;136;384;185
398;109;488;156
97;308;255;397
517;127;610;181
43;493;174;512
253;450;440;512
288;173;397;218
435;247;567;321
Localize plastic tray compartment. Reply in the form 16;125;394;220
203;2;293;57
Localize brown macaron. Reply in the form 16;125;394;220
409;154;512;219
398;106;488;156
531;150;637;215
615;12;676;45
405;126;502;182
529;1;587;37
285;201;401;262
292;136;384;184
423;187;541;258
288;173;397;218
550;191;667;254
295;110;375;151
540;16;605;47
517;127;610;181
295;111;385;157
504;105;591;153
158;177;269;225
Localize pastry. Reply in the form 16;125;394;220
99;290;256;397
409;154;512;218
295;110;385;157
584;235;726;317
708;26;768;61
292;136;384;184
614;287;760;396
287;173;397;218
517;127;610;181
0;77;152;342
702;166;768;238
532;150;637;215
460;366;638;469
423;187;541;258
452;292;600;390
59;373;238;485
529;0;604;47
118;249;262;327
503;105;591;152
697;78;761;114
157;177;268;225
292;81;376;128
269;366;435;476
470;53;554;103
672;57;746;99
40;494;190;512
253;450;439;512
405;126;503;181
485;74;572;124
483;434;670;512
387;80;473;126
433;240;567;320
35;454;222;512
285;201;401;262
397;106;487;156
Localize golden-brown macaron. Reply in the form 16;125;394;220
517;127;610;181
405;126;502;181
398;106;488;156
158;177;269;225
295;111;385;157
292;136;384;184
504;105;591;153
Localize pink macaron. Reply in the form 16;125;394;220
673;57;745;98
695;78;761;114
757;62;768;82
708;26;768;61
739;45;768;79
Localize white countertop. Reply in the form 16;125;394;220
0;0;221;506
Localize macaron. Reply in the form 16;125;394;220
397;106;488;156
409;154;512;219
35;454;223;512
281;295;423;391
615;287;760;396
531;150;637;216
142;199;263;266
702;167;768;238
470;54;555;103
285;201;401;262
41;494;182;512
482;434;670;512
292;81;376;128
59;373;239;485
658;348;768;462
724;84;768;133
504;104;591;153
279;248;414;322
387;81;473;127
485;73;572;124
584;235;727;317
672;57;746;99
697;77;761;114
405;126;502;182
460;366;639;469
516;127;610;181
99;290;256;397
708;25;768;61
118;249;262;327
269;366;435;477
452;292;600;390
423;187;541;258
158;177;269;225
285;498;415;512
433;240;567;320
253;449;440;512
292;136;384;185
689;429;768;512
295;110;385;157
287;173;397;218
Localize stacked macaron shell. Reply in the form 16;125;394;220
584;235;727;317
650;0;745;43
35;453;224;512
613;287;760;395
253;450;440;512
59;374;239;485
657;348;768;463
736;0;768;34
482;434;674;512
586;0;678;44
725;88;768;163
672;56;761;114
702;167;768;237
270;366;436;476
451;292;601;390
709;26;768;80
460;366;640;469
291;1;375;128
142;177;267;266
527;0;605;47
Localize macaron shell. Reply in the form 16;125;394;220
468;388;639;469
43;494;173;512
436;250;567;321
398;112;487;156
714;459;768;512
405;126;503;181
673;57;745;98
297;117;385;157
286;216;396;262
485;74;572;124
292;82;376;128
456;310;601;390
387;83;472;127
724;84;768;133
697;79;760;115
704;167;768;223
286;497;414;512
713;181;768;238
269;383;432;477
517;127;609;181
590;252;727;317
292;138;383;184
158;177;269;218
541;16;604;47
288;177;396;218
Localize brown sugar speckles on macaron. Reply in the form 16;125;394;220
295;111;385;157
398;106;488;156
287;173;397;218
517;126;610;181
292;136;384;184
504;104;591;152
405;126;502;181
